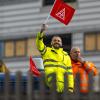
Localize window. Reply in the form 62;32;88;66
43;0;54;5
4;39;27;57
97;34;100;50
64;0;76;2
84;32;100;51
15;40;26;56
43;0;77;6
4;38;41;58
27;38;40;56
4;41;14;57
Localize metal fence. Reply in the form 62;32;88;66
0;71;100;100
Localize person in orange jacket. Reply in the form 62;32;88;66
70;47;98;94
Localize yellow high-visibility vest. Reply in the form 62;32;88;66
36;32;74;90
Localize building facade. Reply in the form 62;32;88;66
0;0;100;75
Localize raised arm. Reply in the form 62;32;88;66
36;24;48;55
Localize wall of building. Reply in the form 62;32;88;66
0;0;100;38
0;0;100;72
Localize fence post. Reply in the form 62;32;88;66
39;72;46;100
27;72;33;100
49;73;57;100
63;72;68;100
4;72;10;100
15;71;22;100
88;72;94;100
98;72;100;100
74;73;80;100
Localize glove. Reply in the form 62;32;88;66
40;24;48;33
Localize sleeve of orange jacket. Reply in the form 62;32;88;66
84;61;98;76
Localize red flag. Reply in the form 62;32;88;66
50;0;75;25
30;56;41;77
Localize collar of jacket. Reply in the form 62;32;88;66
71;58;79;63
51;47;63;54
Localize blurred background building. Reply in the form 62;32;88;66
0;0;100;76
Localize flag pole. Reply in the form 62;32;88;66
44;0;57;24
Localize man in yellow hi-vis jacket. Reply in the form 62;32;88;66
36;24;74;93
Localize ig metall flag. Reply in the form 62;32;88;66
50;0;75;25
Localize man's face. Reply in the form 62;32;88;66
70;47;81;61
51;36;62;49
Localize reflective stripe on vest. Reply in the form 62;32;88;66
80;86;88;91
80;72;88;84
44;59;72;69
44;64;71;70
57;81;64;83
44;64;73;75
43;59;58;63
